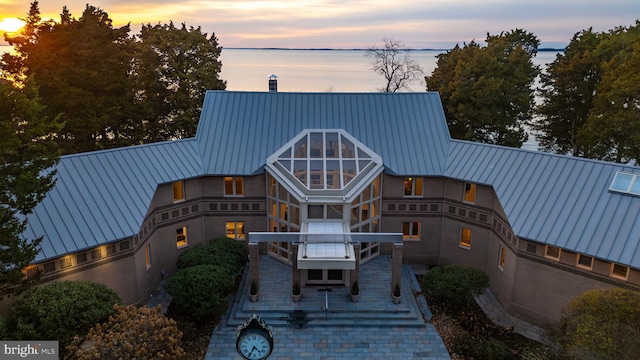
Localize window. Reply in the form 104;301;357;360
76;253;88;264
403;177;423;196
464;183;477;203
224;177;244;196
459;228;472;249
145;244;152;270
226;221;246;239
107;243;117;256
43;262;56;274
576;254;593;270
60;257;72;269
498;246;506;270
544;245;561;260
119;240;130;251
176;227;188;248
402;222;421;240
609;171;640;196
173;180;185;202
610;263;629;280
91;248;102;260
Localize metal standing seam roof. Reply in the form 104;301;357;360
24;139;203;262
195;91;451;176
445;139;640;269
23;91;640;271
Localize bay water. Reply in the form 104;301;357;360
1;45;560;149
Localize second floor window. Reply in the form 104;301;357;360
225;177;244;196
404;177;423;197
173;181;185;202
464;183;476;203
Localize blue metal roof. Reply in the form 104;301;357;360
446;140;640;269
24;139;202;262
22;91;640;271
196;91;451;176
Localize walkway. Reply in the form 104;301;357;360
204;255;450;359
474;289;550;345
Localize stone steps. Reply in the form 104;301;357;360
221;260;430;328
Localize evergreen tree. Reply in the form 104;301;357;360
535;29;602;156
134;22;226;141
426;29;539;147
536;22;640;163
578;22;640;163
0;79;61;296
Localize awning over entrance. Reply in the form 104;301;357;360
297;222;355;270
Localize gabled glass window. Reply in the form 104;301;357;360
272;130;379;191
610;171;640;196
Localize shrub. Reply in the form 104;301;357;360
5;281;122;345
167;265;234;322
452;332;511;360
68;304;185;360
176;237;247;275
558;288;640;359
421;264;489;310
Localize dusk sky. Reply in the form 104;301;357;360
1;0;639;49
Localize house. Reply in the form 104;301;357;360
14;89;640;326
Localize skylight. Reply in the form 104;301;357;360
609;171;640;196
266;129;383;197
276;131;376;190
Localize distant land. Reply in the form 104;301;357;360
225;47;565;52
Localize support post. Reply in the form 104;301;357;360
249;241;260;293
291;243;301;289
391;241;403;295
350;242;361;289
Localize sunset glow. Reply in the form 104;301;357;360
0;1;639;48
0;17;25;34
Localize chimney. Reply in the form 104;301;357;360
268;74;278;92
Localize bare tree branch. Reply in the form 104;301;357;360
365;38;424;92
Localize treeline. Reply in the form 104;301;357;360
1;1;226;154
426;23;640;164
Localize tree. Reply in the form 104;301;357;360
0;79;60;297
4;281;122;346
35;5;136;154
365;38;424;92
558;288;640;359
67;304;185;360
134;22;226;141
535;29;602;156
1;1;43;83
578;22;640;163
426;29;540;147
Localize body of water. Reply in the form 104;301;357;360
1;45;560;149
1;45;560;92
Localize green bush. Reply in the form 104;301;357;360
176;237;247;275
559;288;640;359
5;281;122;345
167;264;234;322
452;332;511;360
421;264;489;310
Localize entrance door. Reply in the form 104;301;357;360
304;269;346;286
